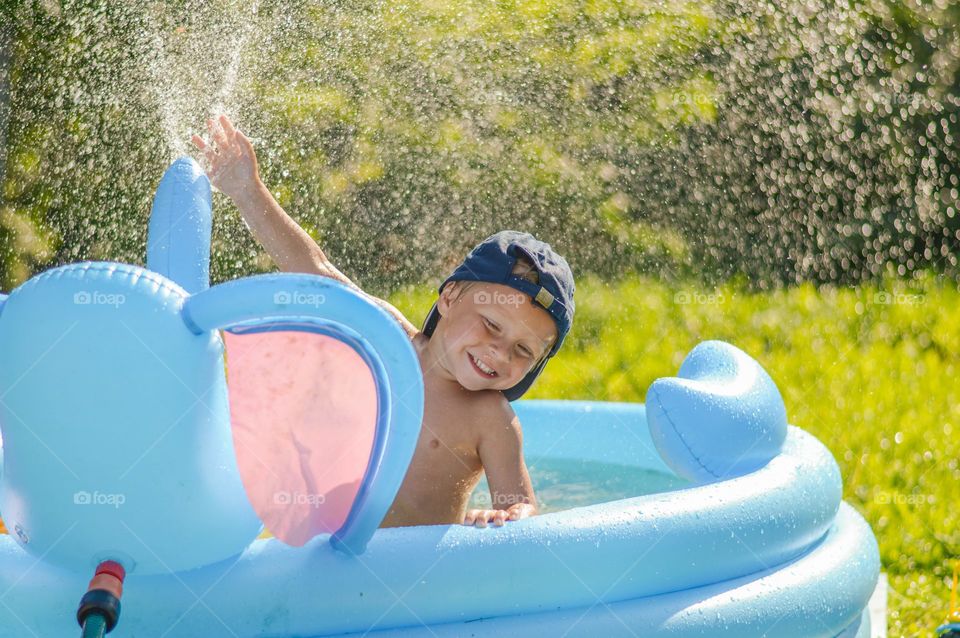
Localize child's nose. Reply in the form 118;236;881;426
487;339;512;364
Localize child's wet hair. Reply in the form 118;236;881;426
511;254;540;285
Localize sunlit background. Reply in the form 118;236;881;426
1;0;958;635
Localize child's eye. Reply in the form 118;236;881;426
482;317;500;332
518;345;533;358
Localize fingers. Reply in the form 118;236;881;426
462;509;513;528
219;114;237;141
463;509;489;527
195;115;252;163
192;133;218;174
210;118;229;152
508;503;531;520
194;116;243;178
236;130;256;157
195;135;215;161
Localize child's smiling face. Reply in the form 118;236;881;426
433;281;557;392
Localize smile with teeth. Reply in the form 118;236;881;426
469;353;497;377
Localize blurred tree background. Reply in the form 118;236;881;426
0;0;957;294
1;1;958;635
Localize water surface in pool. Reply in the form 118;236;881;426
469;457;690;514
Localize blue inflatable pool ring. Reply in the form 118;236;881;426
0;158;879;637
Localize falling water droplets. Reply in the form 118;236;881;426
2;0;957;287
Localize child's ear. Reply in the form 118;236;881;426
436;282;458;314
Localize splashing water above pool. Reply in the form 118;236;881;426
143;0;264;160
1;0;958;290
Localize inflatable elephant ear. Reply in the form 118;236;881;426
223;326;378;546
181;276;423;553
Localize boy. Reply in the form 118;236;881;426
192;115;575;528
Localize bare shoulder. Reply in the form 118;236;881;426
469;391;521;445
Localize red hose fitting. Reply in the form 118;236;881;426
77;560;126;633
87;560;125;598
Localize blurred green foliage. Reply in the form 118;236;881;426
0;1;957;635
0;0;167;290
390;274;960;637
1;0;956;292
244;0;716;289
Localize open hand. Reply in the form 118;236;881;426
191;114;260;202
463;503;536;528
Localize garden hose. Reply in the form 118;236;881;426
77;561;125;637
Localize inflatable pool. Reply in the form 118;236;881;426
0;159;880;637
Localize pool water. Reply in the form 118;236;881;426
0;460;686;538
468;457;689;514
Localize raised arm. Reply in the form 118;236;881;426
192;115;419;338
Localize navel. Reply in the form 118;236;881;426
429;438;440;449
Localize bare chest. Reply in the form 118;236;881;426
409;385;483;480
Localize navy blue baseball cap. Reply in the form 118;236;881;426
421;230;575;401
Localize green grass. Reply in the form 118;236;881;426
391;274;960;637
